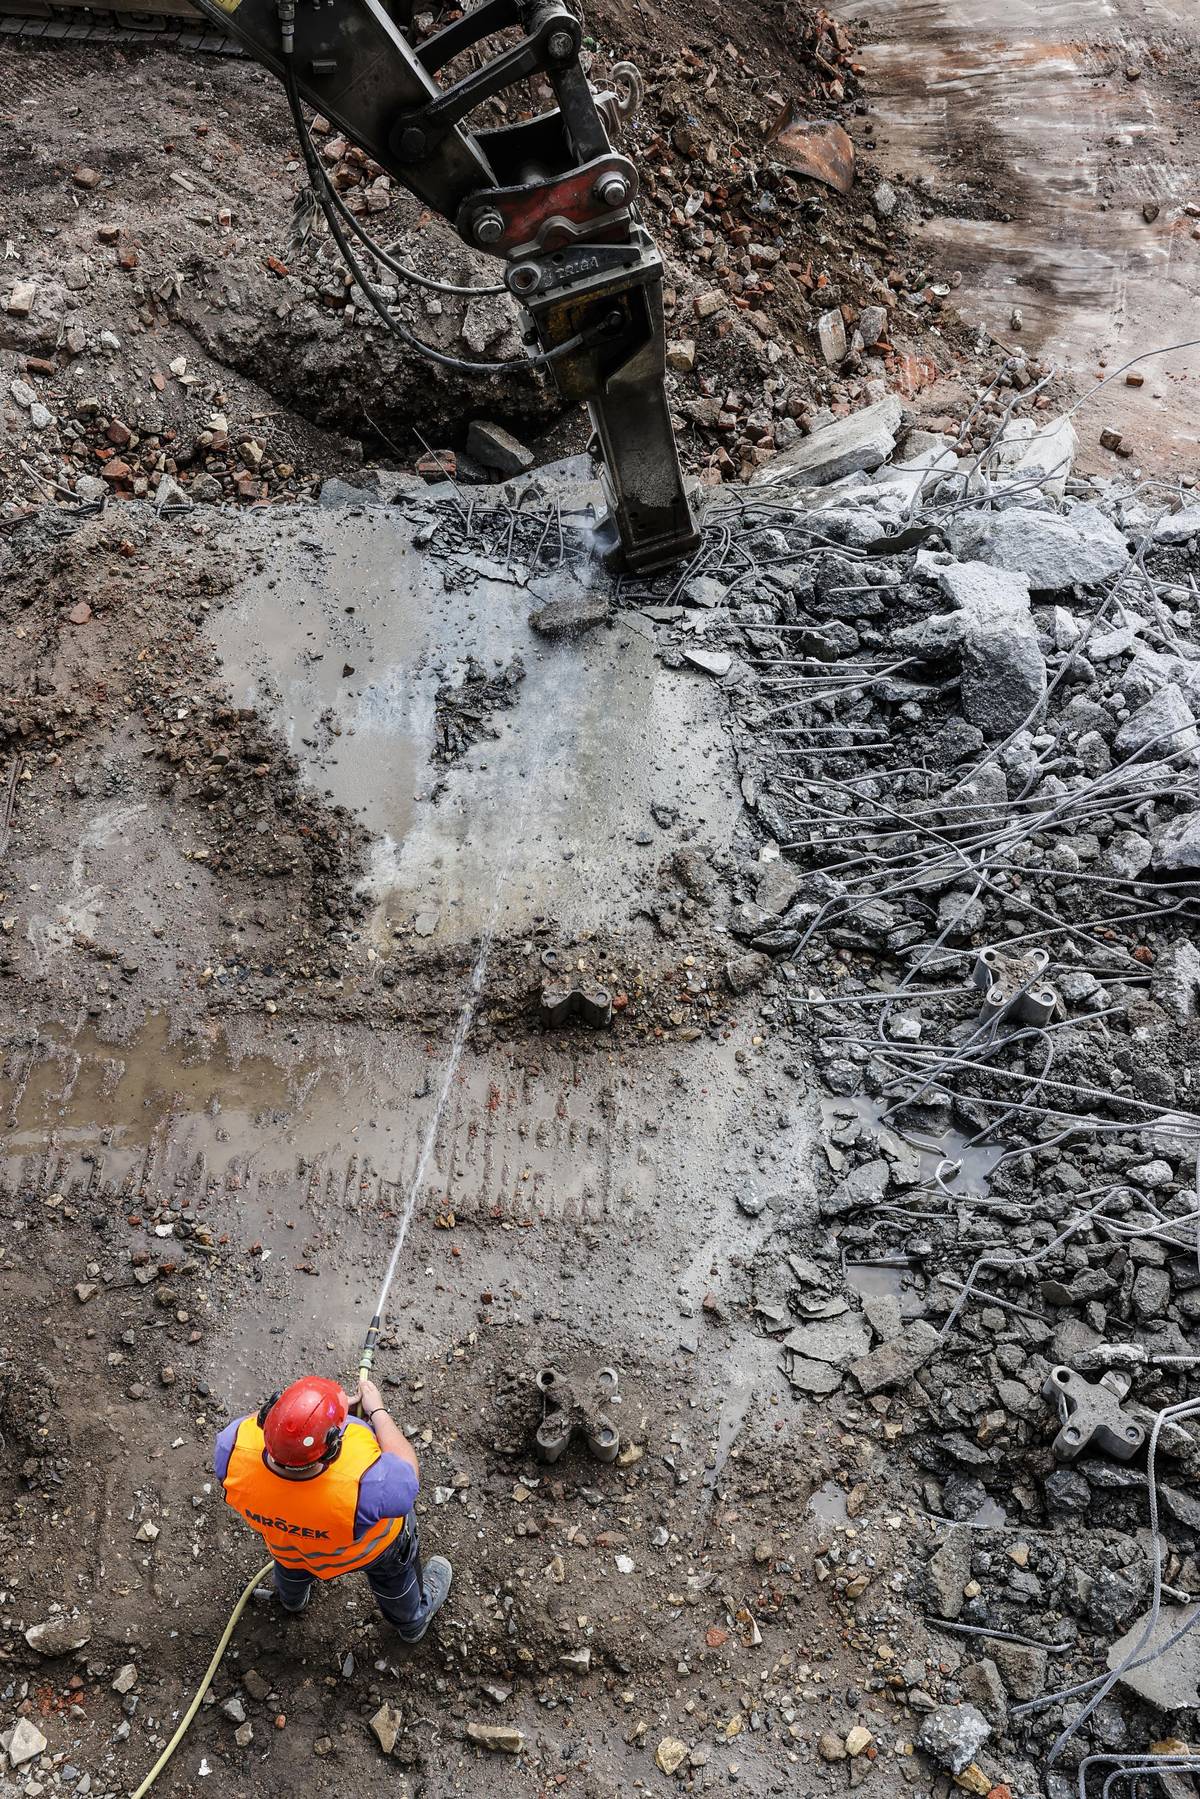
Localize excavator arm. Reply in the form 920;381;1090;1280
183;0;700;571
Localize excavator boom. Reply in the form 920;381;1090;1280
183;0;701;570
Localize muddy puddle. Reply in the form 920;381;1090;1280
859;0;1200;466
822;1092;1008;1193
211;507;739;951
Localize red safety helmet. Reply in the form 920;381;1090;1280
259;1377;348;1471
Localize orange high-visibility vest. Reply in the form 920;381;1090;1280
222;1416;407;1579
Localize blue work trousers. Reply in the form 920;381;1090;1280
273;1525;428;1634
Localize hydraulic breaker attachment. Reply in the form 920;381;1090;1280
183;0;700;571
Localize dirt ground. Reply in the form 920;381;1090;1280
3;0;1200;1796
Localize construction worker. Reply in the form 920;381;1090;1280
214;1373;452;1642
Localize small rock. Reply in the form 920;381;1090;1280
466;1721;525;1754
682;647;733;678
7;1717;48;1767
725;951;771;995
370;1702;403;1755
916;1703;991;1774
850;1319;941;1395
24;1615;91;1657
656;1737;690;1775
817;308;847;365
529;593;609;636
112;1665;138;1695
818;1732;848;1762
845;1726;873;1756
7;279;36;317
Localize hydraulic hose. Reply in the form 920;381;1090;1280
129;1560;274;1798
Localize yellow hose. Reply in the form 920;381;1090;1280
130;1561;274;1799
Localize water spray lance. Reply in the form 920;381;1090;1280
357;1201;416;1382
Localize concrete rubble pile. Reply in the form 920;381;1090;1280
622;387;1200;1788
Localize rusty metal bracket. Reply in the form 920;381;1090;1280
973;944;1056;1030
539;948;612;1028
1042;1365;1146;1462
534;1364;620;1464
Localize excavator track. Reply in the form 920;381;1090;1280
0;0;237;51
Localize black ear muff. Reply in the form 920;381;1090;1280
257;1390;283;1429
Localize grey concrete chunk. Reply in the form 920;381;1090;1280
751;396;903;489
1114;684;1199;765
1152;939;1200;1024
952;503;1128;591
1107;1603;1200;1710
1152;812;1200;879
1154;505;1200;545
529;593;608;636
820;1156;890;1219
916;1703;991;1774
926;1526;971;1621
466;419;535;476
781;1312;871;1367
930;560;1045;737
989;1638;1048;1702
850;1318;942;1395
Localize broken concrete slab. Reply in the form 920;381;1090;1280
1107;1603;1200;1710
466;419;535;476
781;1312;871;1367
1151;812;1200;879
930;560;1046;737
683;647;734;678
1154;505;1200;546
849;1318;942;1395
989;415;1079;501
779;1354;843;1396
1113;684;1200;765
950;502;1129;591
751;396;904;489
529;593;609;636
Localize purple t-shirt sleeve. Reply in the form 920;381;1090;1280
214;1417;244;1485
353;1426;419;1538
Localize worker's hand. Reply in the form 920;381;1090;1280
358;1375;386;1423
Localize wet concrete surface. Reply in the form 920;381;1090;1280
858;0;1200;469
212;504;739;952
1;1015;803;1424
